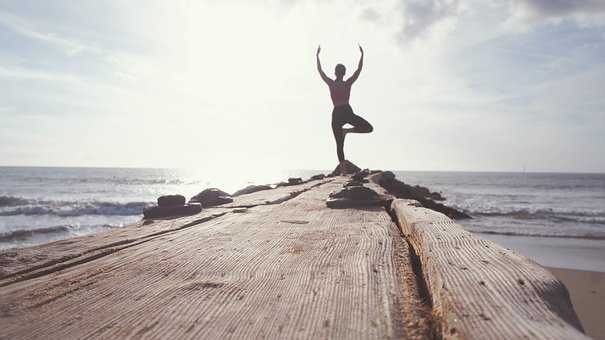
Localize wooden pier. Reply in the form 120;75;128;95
0;174;589;339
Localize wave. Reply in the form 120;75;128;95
0;195;32;207
471;229;605;241
0;196;153;217
18;177;199;186
462;207;605;224
0;224;116;243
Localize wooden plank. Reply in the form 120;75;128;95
0;178;332;283
0;179;428;339
223;178;331;208
390;199;588;339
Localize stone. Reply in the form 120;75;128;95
330;160;362;176
326;186;386;209
189;188;233;207
329;186;379;200
345;178;368;187
157;195;186;207
143;203;201;219
352;169;370;181
379;171;396;183
288;177;303;185
232;185;272;197
310;174;326;180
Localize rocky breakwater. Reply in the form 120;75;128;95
370;170;470;220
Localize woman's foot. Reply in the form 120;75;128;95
339;160;348;176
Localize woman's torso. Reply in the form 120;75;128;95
329;80;351;107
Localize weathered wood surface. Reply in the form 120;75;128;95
390;199;588;339
0;178;330;282
0;178;430;339
224;179;329;208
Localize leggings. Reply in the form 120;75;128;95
331;104;373;162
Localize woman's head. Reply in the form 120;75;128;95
335;64;346;79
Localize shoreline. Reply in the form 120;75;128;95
476;232;605;273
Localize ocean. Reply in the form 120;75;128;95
1;167;604;251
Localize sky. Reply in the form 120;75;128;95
0;0;604;173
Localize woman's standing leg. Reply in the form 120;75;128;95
332;118;345;164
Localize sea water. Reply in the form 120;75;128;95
396;171;605;240
1;167;604;251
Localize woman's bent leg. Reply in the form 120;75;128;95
348;113;373;133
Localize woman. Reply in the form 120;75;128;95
316;45;373;175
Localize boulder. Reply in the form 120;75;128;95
232;184;272;197
329;186;379;200
344;180;365;187
429;191;445;201
189;188;233;207
378;171;396;183
157;194;186;207
352;168;370;181
310;174;326;180
330;160;362;176
288;177;303;185
143;203;201;219
326;186;387;209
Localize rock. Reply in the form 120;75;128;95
330;160;362;176
352;168;370;181
310;174;326;180
189;188;233;207
143;203;201;219
232;184;272;197
288;177;303;185
372;171;469;219
429;192;445;201
421;200;470;219
157;195;186;207
329;186;379;200
379;171;396;183
326;186;386;209
344;180;365;187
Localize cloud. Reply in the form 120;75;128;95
360;7;382;22
387;0;605;44
398;0;460;40
514;0;605;19
0;10;101;56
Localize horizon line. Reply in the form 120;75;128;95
0;165;603;175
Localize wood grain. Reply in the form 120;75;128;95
0;178;330;282
0;178;427;339
390;199;588;339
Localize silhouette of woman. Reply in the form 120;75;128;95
316;45;373;175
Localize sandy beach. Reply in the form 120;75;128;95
547;267;605;340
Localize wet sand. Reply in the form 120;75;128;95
547;267;605;340
477;233;605;273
